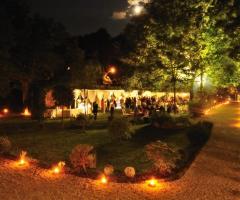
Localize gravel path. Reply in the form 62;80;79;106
0;103;239;200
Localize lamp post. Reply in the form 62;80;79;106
103;66;117;85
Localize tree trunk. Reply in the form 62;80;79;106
84;89;86;116
190;78;195;101
200;67;204;96
173;79;176;106
21;80;29;106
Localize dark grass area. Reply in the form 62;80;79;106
0;113;212;179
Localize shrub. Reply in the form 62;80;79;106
68;114;89;130
104;164;114;176
0;136;11;154
151;112;174;128
108;117;133;140
145;141;182;176
187;121;213;146
188;100;206;117
174;116;192;127
69;144;96;172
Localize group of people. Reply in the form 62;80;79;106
91;95;189;120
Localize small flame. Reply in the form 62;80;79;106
18;151;27;166
52;161;65;174
100;175;108;184
3;108;9;114
147;178;157;187
22;108;31;116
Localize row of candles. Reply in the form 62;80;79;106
2;108;31;116
204;101;230;115
15;151;160;188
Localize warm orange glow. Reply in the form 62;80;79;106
18;151;28;166
3;108;9;114
204;101;230;115
108;66;116;74
144;178;167;190
22;108;31;116
100;175;108;184
147;178;158;187
51;161;65;174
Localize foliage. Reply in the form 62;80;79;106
75;114;89;130
187;121;213;146
52;85;73;107
151;112;192;128
28;82;46;120
145;141;182;175
0;136;11;154
174;116;192;127
104;164;114;176
108;117;134;140
70;59;102;89
69;144;96;173
151;112;173;128
123;0;240;96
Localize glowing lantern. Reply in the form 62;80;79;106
18;151;28;166
109;66;116;74
22;108;31;116
133;5;143;15
3;108;9;114
51;161;65;174
147;178;157;187
100;175;108;184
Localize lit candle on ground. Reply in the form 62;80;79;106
100;175;108;184
18;151;28;166
22;108;31;116
3;108;9;114
51;161;65;174
147;178;157;187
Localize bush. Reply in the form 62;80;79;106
174;116;192;127
187;121;213;146
0;136;11;154
151;112;174;128
145;141;182;176
108;117;133;140
104;164;114;176
69;144;96;172
68;114;89;130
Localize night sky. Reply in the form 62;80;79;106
28;0;129;36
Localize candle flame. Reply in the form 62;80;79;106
22;108;31;116
18;151;27;166
100;175;108;184
3;108;9;114
147;178;157;187
52;161;65;174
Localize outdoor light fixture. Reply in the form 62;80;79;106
51;161;65;174
147;178;157;187
3;108;9;114
18;151;28;166
100;175;108;184
22;108;31;117
103;66;117;85
108;66;116;74
133;5;143;15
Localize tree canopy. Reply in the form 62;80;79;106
123;0;240;97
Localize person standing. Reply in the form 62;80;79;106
109;103;115;120
93;101;99;120
101;98;105;113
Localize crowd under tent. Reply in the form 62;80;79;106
45;89;190;118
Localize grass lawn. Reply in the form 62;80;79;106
0;113;199;176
